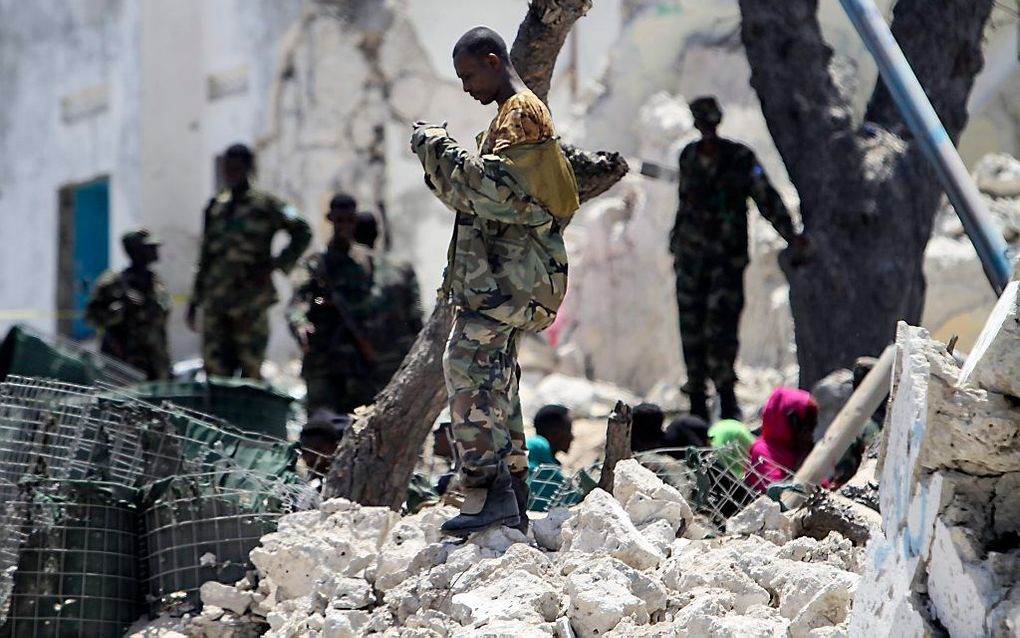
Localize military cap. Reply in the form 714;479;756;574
690;96;723;125
122;229;161;252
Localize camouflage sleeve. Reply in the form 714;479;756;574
84;272;125;329
191;198;215;306
285;258;316;336
271;199;313;274
746;151;796;242
411;126;552;226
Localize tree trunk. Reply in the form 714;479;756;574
738;0;993;388
597;401;633;495
323;0;628;509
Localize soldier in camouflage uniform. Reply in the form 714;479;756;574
670;97;806;420
188;144;312;379
412;27;579;535
85;229;172;380
287;195;422;413
352;210;425;391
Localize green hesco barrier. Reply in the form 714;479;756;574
0;481;141;638
138;473;291;614
0;325;143;388
126;377;292;438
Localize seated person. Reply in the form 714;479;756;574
299;409;351;479
662;415;710;452
708;419;756;478
746;388;817;493
526;404;574;511
631;403;666;452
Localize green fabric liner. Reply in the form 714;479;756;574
0;325;104;386
126;377;293;438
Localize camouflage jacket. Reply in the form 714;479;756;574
411;126;575;333
671;138;795;263
287;244;423;377
192;186;312;315
287;243;375;369
85;267;171;380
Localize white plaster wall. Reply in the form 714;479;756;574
0;0;1016;385
0;0;141;336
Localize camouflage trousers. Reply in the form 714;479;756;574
202;308;269;379
443;310;527;489
674;255;746;393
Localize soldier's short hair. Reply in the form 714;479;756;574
224;143;255;166
453;26;510;62
329;193;357;213
534;404;571;436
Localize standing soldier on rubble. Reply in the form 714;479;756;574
411;26;579;536
287;194;378;414
85;229;172;380
671;96;807;421
188;143;312;379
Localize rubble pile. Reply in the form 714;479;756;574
128;282;1020;637
160;461;864;638
850;285;1020;636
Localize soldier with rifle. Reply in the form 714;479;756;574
287;193;380;414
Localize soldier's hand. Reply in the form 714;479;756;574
296;325;314;354
186;303;200;333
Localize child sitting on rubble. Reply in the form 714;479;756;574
745;388;818;493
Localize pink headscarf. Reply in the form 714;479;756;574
745;387;817;493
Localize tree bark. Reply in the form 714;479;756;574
510;0;593;104
597;401;633;495
738;0;993;388
323;1;629;509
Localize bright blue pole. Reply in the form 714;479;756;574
841;0;1012;294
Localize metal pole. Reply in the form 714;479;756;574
781;344;895;510
840;0;1012;295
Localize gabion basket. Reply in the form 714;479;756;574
0;479;27;626
123;378;293;438
0;480;141;638
138;471;314;614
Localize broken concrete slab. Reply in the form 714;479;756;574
959;280;1020;399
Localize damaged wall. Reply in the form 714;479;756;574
0;0;1017;388
850;294;1020;636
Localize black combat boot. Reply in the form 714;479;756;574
510;474;531;535
719;385;742;421
441;462;520;537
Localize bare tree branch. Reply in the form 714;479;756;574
510;0;593;103
324;1;627;509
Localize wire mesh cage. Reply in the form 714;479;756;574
0;377;302;490
532;445;796;533
0;479;28;627
0;325;145;388
138;470;316;614
0;480;141;638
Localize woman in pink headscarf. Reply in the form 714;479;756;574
746;387;818;493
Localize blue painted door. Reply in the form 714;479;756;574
72;179;109;339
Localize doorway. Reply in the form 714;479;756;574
57;178;110;339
